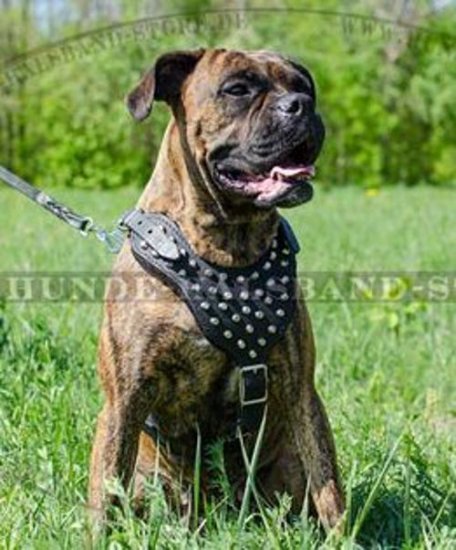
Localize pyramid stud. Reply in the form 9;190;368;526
255;311;265;319
180;248;186;256
258;338;266;347
140;240;148;250
219;302;228;311
151;250;159;258
232;313;241;322
263;261;271;270
281;276;290;284
219;272;227;281
240;290;249;300
246;324;254;333
236;275;246;284
280;293;289;301
224;330;233;339
210;317;220;325
201;301;210;310
276;309;285;317
255;289;264;297
204;268;213;277
281;260;289;267
266;278;275;287
270;251;277;260
267;325;277;334
264;296;273;305
189;258;197;267
249;350;257;359
191;283;201;292
242;305;251;315
283;248;290;255
209;286;217;294
223;291;233;300
237;339;246;349
272;239;278;248
251;271;259;280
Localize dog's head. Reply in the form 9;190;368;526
127;49;325;209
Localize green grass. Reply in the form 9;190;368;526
0;185;455;549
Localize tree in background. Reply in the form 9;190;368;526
0;0;454;189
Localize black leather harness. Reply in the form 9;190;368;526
121;209;300;438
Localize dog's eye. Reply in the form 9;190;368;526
222;83;251;97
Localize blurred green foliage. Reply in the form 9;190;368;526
0;0;455;189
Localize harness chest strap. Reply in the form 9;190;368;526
121;209;300;437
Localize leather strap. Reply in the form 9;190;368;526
122;209;299;436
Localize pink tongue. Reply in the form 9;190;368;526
244;164;315;201
270;165;315;180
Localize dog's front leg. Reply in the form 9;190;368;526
291;386;345;531
88;389;149;525
282;302;345;532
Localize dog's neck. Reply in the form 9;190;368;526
138;122;280;267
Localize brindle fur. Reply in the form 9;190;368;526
89;48;344;531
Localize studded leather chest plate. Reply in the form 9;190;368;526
122;210;299;365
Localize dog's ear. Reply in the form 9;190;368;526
126;49;205;121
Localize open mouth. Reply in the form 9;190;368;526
213;161;315;207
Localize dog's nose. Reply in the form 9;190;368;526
276;93;311;117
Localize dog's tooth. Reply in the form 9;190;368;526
267;324;277;334
201;301;210;310
254;311;264;319
224;330;233;339
246;324;254;333
249;350;257;359
242;305;251;314
210;317;220;325
232;313;241;322
237;339;246;349
276;309;285;317
258;338;266;347
219;302;228;311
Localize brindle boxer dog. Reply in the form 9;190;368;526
89;48;345;530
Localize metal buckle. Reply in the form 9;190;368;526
239;364;268;407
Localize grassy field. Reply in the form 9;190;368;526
0;185;455;549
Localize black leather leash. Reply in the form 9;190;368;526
0;165;126;253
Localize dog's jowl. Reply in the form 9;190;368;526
88;48;344;531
